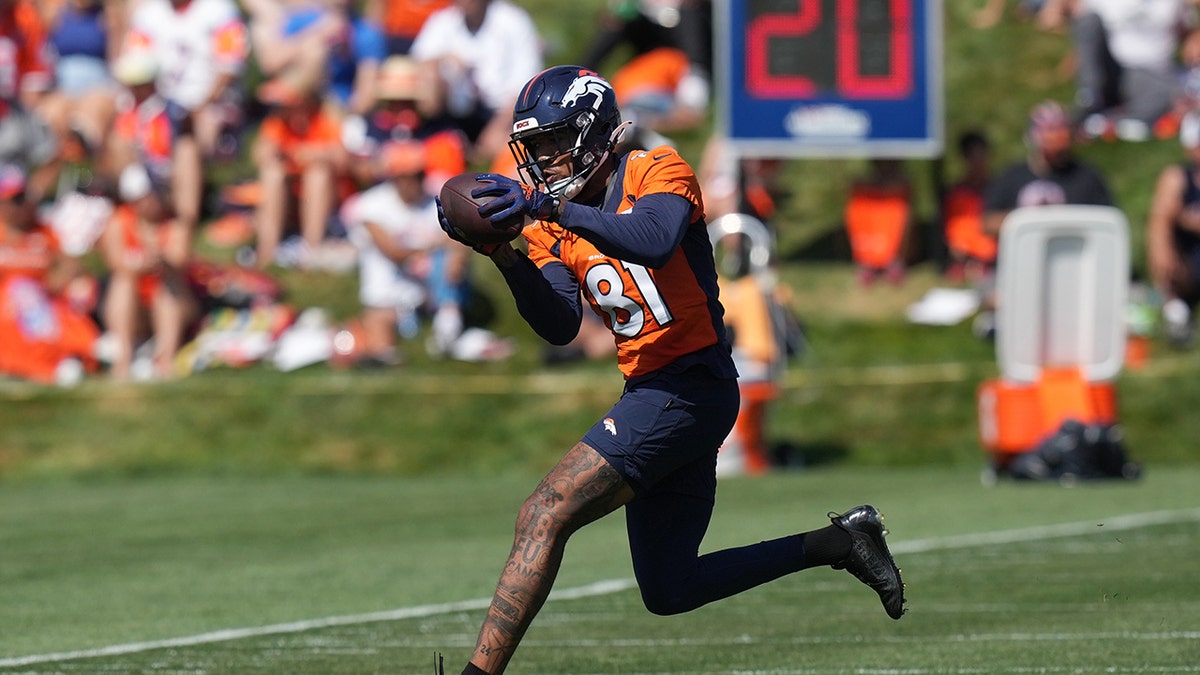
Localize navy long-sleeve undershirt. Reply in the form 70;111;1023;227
496;192;695;346
559;192;693;268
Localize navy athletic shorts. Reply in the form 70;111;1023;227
582;366;740;497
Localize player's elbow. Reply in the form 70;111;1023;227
623;241;675;269
641;250;675;269
526;312;579;345
541;326;580;346
531;307;582;345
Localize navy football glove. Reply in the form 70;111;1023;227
435;196;501;255
472;173;560;223
436;195;468;244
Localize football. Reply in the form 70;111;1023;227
438;173;528;246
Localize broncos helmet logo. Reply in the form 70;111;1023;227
562;74;610;111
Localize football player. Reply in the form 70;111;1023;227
435;66;906;675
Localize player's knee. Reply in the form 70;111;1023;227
639;586;694;616
514;490;569;542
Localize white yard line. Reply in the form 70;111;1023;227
0;580;637;668
888;507;1200;555
498;655;1200;675
715;662;1200;667
2;509;1198;668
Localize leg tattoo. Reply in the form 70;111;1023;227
470;443;633;675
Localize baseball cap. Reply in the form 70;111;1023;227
0;163;27;200
112;50;158;87
119;163;154;202
381;141;426;176
1028;100;1072;153
378;56;421;101
1029;100;1070;128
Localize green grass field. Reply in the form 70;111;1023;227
2;466;1199;674
4;4;1200;674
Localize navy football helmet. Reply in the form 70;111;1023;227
508;66;625;199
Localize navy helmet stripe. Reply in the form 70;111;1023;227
518;67;558;109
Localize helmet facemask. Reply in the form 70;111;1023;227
511;108;616;200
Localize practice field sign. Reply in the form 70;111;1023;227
717;0;943;158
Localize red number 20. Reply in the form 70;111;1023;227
746;0;913;99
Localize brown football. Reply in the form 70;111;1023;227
438;173;528;246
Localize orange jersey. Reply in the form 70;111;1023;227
421;129;467;185
943;183;997;263
0;221;100;383
113;96;175;182
0;0;50;99
380;0;451;39
844;182;910;269
259;108;343;175
523;146;729;379
611;47;690;104
0;223;59;282
0;274;99;383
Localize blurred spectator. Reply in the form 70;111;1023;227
582;0;712;140
978;100;1115;339
698;134;785;223
1156;57;1200;140
42;159;114;262
844;158;913;286
364;0;451;56
34;0;123;158
1029;0;1077;30
583;1;712;74
983;100;1114;238
408;0;542;164
124;0;249;229
609;46;707;139
970;0;1058;29
0;0;62;202
251;75;349;269
245;0;321;73
341;54;467;192
0;102;60;204
99;163;197;380
0;163;100;385
243;0;324;77
0;0;54;111
942;129;998;284
105;51;177;219
1051;0;1200;139
339;140;469;364
1146;110;1200;346
273;0;387;116
710;214;785;477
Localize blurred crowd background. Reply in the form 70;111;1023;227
3;0;1200;394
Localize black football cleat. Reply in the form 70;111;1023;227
433;652;444;675
829;505;907;619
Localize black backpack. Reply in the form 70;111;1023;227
1006;419;1142;483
